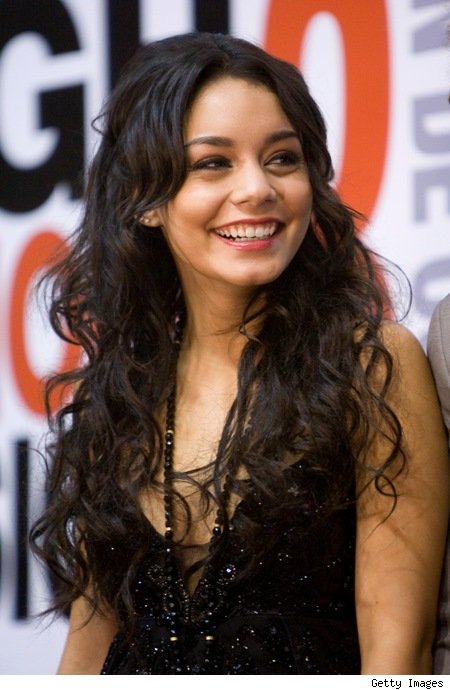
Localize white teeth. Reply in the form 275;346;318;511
216;222;278;240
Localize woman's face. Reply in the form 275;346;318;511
144;77;313;297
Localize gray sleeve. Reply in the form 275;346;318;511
427;294;450;674
428;294;450;444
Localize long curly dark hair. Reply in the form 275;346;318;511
30;32;405;629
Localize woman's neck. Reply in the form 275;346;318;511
181;284;263;366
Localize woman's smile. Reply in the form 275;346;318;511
214;219;280;240
213;218;283;252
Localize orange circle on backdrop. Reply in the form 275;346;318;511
10;230;79;416
264;0;390;224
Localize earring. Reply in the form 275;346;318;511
139;210;160;227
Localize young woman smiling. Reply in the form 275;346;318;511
31;32;449;675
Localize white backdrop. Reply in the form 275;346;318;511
0;0;449;675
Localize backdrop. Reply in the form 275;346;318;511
0;0;449;675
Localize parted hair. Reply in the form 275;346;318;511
30;32;404;628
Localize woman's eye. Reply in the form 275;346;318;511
188;157;231;171
267;152;304;167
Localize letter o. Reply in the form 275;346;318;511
264;0;390;222
10;230;79;416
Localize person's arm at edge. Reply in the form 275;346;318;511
57;594;119;674
355;322;450;674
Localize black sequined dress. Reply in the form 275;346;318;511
101;472;360;675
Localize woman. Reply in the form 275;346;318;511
31;32;449;674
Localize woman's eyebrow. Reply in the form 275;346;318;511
184;136;232;148
266;130;299;145
184;130;299;149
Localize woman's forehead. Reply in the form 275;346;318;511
184;77;294;139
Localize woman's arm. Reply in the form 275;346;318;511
57;595;119;674
355;323;450;674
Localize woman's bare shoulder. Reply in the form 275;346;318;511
57;595;118;674
378;320;430;376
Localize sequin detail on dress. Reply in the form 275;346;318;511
101;483;360;675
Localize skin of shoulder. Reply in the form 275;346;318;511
57;595;119;675
355;321;450;674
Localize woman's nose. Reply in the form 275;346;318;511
230;162;277;207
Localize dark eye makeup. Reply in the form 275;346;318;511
188;157;231;172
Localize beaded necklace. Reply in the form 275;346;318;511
162;325;233;669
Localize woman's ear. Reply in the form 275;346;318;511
139;209;163;227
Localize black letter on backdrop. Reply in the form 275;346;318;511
0;0;84;213
106;0;230;88
106;0;141;90
15;439;29;621
194;0;229;33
